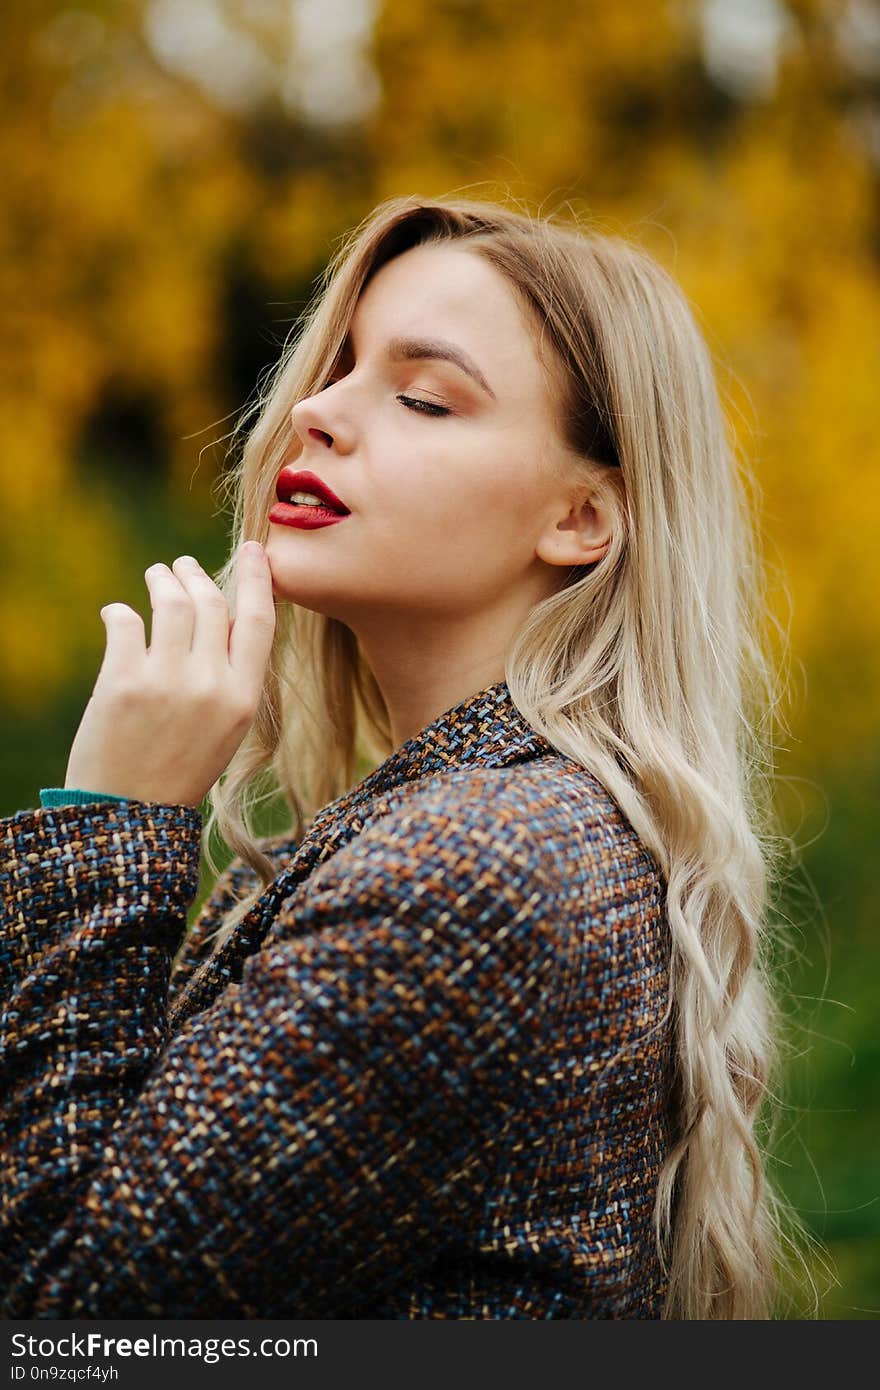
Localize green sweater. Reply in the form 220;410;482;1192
39;788;130;807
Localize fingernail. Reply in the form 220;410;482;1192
241;541;265;560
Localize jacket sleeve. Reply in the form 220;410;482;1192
0;785;561;1317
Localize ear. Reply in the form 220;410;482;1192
535;482;614;569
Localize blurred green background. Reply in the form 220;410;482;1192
1;0;877;1318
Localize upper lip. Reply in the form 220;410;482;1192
275;466;350;514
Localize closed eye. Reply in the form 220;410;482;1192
320;375;452;418
397;395;451;417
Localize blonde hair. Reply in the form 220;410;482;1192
200;193;817;1318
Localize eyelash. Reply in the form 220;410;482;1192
397;395;451;417
321;378;451;418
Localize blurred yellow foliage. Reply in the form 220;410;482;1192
0;0;877;765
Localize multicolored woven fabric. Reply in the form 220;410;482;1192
0;678;675;1318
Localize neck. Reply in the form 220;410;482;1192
342;568;564;751
352;613;513;751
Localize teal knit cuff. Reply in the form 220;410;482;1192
39;788;131;808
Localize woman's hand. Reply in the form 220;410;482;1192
63;542;276;809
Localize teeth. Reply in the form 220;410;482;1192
290;491;328;506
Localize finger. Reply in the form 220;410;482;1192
144;563;194;663
228;542;276;698
99;603;147;677
171;555;230;672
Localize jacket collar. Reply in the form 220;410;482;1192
308;677;555;832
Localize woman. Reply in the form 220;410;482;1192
0;195;804;1318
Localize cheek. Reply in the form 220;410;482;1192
403;452;535;523
367;436;542;543
369;460;482;538
387;469;540;577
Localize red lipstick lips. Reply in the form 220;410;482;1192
269;466;351;531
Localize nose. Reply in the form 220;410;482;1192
290;396;326;434
290;388;356;456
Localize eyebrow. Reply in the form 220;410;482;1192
341;330;497;401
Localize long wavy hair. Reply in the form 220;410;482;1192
198;193;817;1319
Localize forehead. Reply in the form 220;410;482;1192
350;243;552;403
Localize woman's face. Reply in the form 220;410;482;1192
266;242;583;631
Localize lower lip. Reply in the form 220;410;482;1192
268;502;350;530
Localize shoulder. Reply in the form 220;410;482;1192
267;770;571;1040
296;753;656;943
309;773;555;915
372;751;652;891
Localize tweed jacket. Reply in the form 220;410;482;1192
0;678;675;1319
